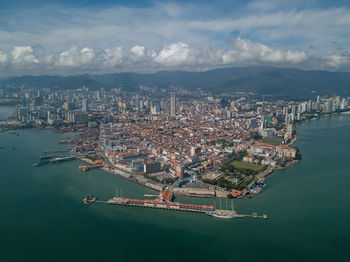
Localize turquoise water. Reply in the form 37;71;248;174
0;105;16;121
0;110;350;261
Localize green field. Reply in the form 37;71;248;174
230;161;265;171
259;140;280;146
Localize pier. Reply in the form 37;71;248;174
44;149;70;154
83;189;268;219
34;155;75;166
79;159;104;171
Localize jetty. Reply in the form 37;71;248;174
83;189;268;219
33;155;75;166
79;159;104;171
82;194;97;205
44;149;70;154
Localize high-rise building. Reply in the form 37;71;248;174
67;110;89;123
170;93;176;116
63;102;70;111
82;99;89;112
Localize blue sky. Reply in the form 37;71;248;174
0;0;350;76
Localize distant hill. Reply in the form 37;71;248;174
1;67;350;97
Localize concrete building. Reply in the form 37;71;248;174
144;162;161;174
170;92;176;116
67;111;88;123
82;99;89;112
175;165;184;178
260;128;276;138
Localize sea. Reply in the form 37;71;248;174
0;106;350;262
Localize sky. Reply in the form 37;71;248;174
0;0;350;76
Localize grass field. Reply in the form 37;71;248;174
259;140;280;146
230;161;265;171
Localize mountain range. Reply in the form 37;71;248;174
1;67;350;97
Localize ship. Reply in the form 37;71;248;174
206;210;244;219
206;198;245;219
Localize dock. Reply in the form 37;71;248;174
82;194;97;205
34;155;75;166
83;189;268;219
44;149;70;154
79;159;104;172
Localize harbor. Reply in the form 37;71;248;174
85;189;268;219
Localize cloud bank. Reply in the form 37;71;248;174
0;1;350;75
0;38;311;76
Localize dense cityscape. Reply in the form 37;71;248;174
1;86;349;199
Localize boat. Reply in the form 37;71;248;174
207;198;245;219
207;211;244;219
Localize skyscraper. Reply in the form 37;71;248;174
82;99;89;112
170;92;176;116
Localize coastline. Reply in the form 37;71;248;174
4;107;350;199
254;109;350;188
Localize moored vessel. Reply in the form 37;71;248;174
206;210;244;219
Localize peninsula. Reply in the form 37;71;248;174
1;84;349;199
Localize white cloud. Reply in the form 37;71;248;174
101;47;123;67
7;39;350;76
147;49;157;58
56;47;96;67
0;52;7;63
154;42;198;66
80;47;96;65
11;46;39;64
56;47;80;67
325;55;350;68
222;38;307;64
130;45;145;57
0;2;349;70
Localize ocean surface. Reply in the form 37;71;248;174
0;105;16;122
0;106;350;262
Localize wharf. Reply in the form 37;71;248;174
44;149;70;154
34;155;75;166
105;197;213;213
84;190;268;219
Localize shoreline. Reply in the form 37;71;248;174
5;107;350;200
251;109;350;188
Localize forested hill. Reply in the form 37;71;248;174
1;67;350;97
